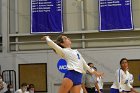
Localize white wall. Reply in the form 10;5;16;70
0;46;140;93
0;0;140;92
0;53;15;71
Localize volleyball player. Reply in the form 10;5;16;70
110;58;139;93
41;35;103;93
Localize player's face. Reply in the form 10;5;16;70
61;36;71;48
121;60;128;71
89;64;94;68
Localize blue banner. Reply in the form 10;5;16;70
99;0;133;31
31;0;63;33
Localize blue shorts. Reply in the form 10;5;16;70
64;70;82;86
110;88;131;93
110;88;119;93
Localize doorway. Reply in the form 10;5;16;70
19;63;47;92
128;60;140;87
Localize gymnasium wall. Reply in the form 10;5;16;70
0;0;140;52
0;46;140;92
7;0;140;34
0;0;140;92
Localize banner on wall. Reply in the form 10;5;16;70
57;59;68;73
31;0;63;33
99;0;133;31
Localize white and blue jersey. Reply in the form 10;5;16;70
45;36;94;74
95;77;103;92
129;73;134;85
110;69;133;93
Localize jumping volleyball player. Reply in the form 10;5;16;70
41;35;103;93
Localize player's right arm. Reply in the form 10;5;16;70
41;36;64;57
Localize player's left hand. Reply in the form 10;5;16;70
41;36;46;40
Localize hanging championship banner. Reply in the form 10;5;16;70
99;0;133;31
31;0;63;33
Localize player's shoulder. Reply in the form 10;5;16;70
62;48;71;52
116;68;121;72
116;68;124;74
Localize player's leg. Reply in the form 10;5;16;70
58;78;73;93
70;84;81;93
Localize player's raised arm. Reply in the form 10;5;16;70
41;36;64;57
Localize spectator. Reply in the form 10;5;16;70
28;84;35;93
4;84;14;93
15;83;29;93
0;75;7;93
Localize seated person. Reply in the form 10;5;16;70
27;84;35;93
4;84;14;93
0;75;7;93
15;83;29;93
